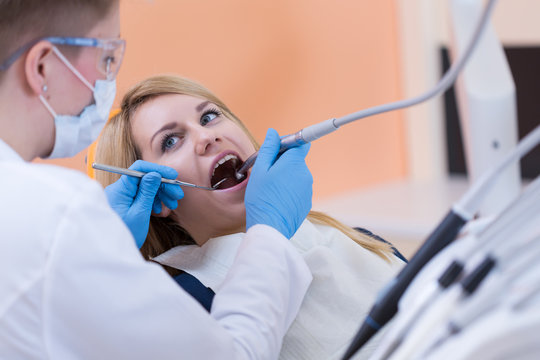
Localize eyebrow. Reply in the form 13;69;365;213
148;100;213;147
150;122;177;146
196;100;211;112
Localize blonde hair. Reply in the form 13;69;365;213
95;75;393;264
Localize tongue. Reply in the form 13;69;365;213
211;157;245;189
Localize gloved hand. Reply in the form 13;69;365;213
104;160;184;248
245;128;313;239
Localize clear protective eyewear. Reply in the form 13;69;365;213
0;36;126;80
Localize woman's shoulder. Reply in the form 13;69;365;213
292;220;405;271
353;226;408;263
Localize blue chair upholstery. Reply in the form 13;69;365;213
173;272;215;312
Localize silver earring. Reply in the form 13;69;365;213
42;84;48;92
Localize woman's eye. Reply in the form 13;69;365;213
161;134;180;152
200;108;221;126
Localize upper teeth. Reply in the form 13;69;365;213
212;154;238;176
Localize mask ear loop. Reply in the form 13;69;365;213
39;84;57;118
51;46;95;92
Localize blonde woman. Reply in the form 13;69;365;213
95;75;406;359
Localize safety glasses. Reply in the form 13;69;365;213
0;36;126;80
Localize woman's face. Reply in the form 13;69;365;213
131;94;256;245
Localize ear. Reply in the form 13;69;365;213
152;204;172;218
24;41;54;96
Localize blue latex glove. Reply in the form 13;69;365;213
104;160;184;248
245;128;313;238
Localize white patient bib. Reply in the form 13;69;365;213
154;220;404;360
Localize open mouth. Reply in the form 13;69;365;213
210;153;246;190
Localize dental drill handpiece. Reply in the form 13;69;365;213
234;118;341;180
235;0;499;184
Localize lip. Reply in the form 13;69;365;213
209;150;244;187
214;172;249;193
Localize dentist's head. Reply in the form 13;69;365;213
0;0;122;161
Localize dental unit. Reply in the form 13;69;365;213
235;0;498;181
232;1;507;357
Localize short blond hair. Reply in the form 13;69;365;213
0;0;116;69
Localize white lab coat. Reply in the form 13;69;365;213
0;139;312;359
154;219;405;359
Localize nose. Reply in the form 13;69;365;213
194;126;220;155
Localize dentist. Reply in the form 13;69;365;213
0;1;312;359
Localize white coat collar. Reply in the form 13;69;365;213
0;138;24;162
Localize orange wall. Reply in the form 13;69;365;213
36;0;407;199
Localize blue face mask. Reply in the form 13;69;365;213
39;46;116;159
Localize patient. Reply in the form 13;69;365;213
94;75;406;359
